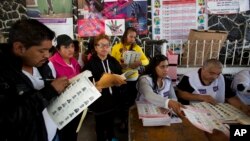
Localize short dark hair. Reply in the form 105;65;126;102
8;19;55;49
144;54;168;90
55;34;73;49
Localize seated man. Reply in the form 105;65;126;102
176;59;250;115
231;70;250;105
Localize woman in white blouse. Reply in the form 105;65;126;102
136;54;183;115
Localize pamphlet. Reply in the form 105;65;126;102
121;70;137;79
47;71;101;129
136;101;174;126
123;51;141;65
182;105;229;136
191;102;250;125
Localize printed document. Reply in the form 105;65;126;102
47;71;101;129
123;51;141;65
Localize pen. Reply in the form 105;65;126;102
39;78;54;81
92;78;96;85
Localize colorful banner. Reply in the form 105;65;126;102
197;0;207;30
78;19;105;37
152;0;208;42
77;0;147;37
125;0;148;35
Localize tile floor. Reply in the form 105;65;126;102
77;112;128;141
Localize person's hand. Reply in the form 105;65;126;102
159;107;170;114
96;73;126;88
240;105;250;116
199;95;217;105
95;86;102;92
112;74;127;86
120;62;128;69
129;61;141;69
50;76;69;94
168;100;185;116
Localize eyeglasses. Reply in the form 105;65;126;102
96;43;110;48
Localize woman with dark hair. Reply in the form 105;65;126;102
111;27;149;103
49;34;81;141
136;54;183;115
50;34;81;79
111;27;149;130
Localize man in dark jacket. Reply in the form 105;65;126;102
0;19;69;141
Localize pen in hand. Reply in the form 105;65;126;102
39;78;55;81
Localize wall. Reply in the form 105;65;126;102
0;0;27;41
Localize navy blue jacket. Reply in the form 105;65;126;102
83;54;124;115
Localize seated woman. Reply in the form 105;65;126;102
136;54;183;115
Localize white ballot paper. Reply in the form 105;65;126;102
123;51;141;65
47;71;101;129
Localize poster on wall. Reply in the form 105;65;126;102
151;0;208;42
239;0;250;12
151;0;161;40
152;0;207;42
77;0;147;37
206;0;239;14
105;19;125;36
26;0;72;18
125;0;148;35
103;0;128;19
78;19;105;37
36;18;74;39
197;0;207;30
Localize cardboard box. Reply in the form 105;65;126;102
181;29;228;66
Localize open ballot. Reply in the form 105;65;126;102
47;71;101;129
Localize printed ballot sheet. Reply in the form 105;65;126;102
47;71;101;129
136;101;182;126
182;105;229;136
136;101;170;118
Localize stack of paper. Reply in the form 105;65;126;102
182;105;229;136
123;51;141;65
192;102;250;125
47;71;101;129
136;101;172;126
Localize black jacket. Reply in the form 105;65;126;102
0;44;58;141
83;54;123;115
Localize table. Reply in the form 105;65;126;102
128;106;229;141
